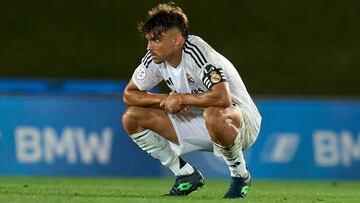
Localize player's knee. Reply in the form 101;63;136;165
122;106;142;134
203;107;226;130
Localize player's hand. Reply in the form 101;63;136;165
160;92;187;113
179;104;190;113
171;92;191;112
169;92;191;112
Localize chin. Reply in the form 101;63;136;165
153;59;164;64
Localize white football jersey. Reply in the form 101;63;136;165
132;35;261;124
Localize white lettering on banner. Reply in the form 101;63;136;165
15;126;113;165
313;130;360;167
261;133;300;163
340;131;360;167
15;127;42;163
313;130;339;166
44;127;77;164
76;128;112;165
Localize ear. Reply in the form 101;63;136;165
173;34;185;48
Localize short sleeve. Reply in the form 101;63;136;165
132;62;162;91
185;36;228;90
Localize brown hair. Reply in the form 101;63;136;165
138;2;189;38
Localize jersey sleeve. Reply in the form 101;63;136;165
131;52;163;91
185;36;227;90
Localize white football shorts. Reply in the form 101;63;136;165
167;105;260;156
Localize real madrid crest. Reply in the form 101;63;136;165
186;72;195;85
209;71;221;83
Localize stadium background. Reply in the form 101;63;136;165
1;0;359;95
0;1;360;201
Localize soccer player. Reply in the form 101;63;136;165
122;2;261;198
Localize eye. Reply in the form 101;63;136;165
155;38;161;43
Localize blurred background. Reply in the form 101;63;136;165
0;0;359;179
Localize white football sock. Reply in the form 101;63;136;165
214;133;248;178
130;130;194;176
169;157;194;176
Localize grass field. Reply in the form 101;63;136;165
0;177;359;203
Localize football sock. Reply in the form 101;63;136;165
214;133;248;178
130;130;194;176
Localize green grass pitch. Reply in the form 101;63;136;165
0;177;359;203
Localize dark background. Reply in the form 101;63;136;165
0;0;359;96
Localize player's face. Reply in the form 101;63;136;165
146;29;178;64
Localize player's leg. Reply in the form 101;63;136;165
203;106;248;177
203;106;252;198
122;106;204;196
122;106;193;175
122;105;178;143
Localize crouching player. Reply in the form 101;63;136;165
122;2;261;198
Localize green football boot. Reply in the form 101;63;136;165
223;173;251;198
166;168;205;196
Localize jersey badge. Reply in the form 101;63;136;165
186;72;195;85
210;71;221;84
136;66;147;81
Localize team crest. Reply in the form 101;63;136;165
186;72;195;85
210;71;221;83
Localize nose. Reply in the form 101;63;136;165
147;41;153;52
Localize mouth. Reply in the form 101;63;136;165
149;52;163;64
150;54;159;61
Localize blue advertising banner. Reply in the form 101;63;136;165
0;79;359;179
0;95;161;177
252;100;360;180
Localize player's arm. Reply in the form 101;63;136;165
160;63;231;112
123;79;168;108
160;82;231;113
180;82;231;108
180;63;232;108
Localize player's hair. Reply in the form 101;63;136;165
138;2;189;38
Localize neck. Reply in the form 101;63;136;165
167;49;183;68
